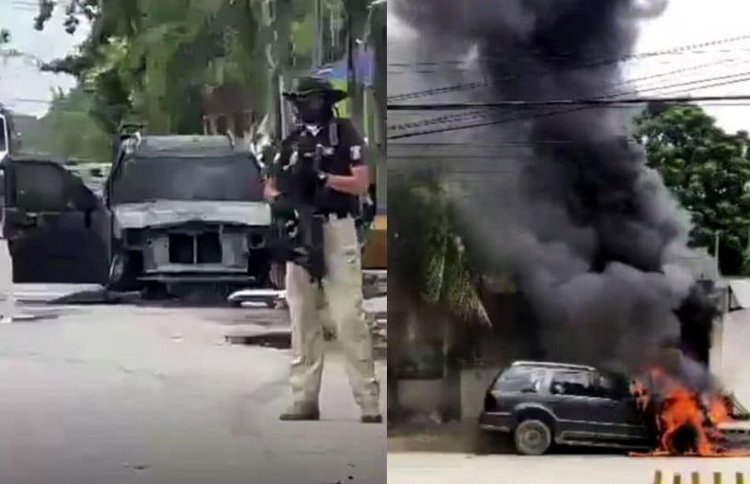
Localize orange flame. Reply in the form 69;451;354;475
629;367;750;457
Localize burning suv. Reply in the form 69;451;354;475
479;361;654;455
479;360;749;456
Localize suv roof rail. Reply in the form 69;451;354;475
511;360;596;371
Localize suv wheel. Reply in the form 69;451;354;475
514;419;552;456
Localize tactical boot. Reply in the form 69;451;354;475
279;402;320;421
360;400;382;424
361;414;383;424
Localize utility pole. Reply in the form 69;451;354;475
715;231;721;277
313;0;323;67
267;0;293;141
346;0;366;133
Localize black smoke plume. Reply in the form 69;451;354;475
392;0;718;376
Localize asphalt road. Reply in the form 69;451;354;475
0;299;386;484
387;453;750;484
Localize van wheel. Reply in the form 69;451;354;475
514;419;552;456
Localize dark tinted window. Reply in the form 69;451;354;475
594;372;630;399
14;162;68;211
12;161;96;212
495;366;546;393
550;370;596;397
110;154;263;204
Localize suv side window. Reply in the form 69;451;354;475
550;370;596;397
495;366;546;393
594;372;630;400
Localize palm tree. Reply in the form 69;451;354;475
388;170;490;421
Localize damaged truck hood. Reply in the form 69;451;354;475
113;200;271;229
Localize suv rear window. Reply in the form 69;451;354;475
495;366;546;393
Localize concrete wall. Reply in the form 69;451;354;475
460;367;501;420
396;380;444;416
716;310;750;407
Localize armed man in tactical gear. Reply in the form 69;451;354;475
264;76;381;423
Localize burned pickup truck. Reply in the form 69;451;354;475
105;133;271;294
2;133;272;296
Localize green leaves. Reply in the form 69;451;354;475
391;173;491;326
35;0;272;134
635;103;750;274
20;87;112;163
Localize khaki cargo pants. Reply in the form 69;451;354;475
286;215;380;415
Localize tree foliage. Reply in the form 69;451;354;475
35;0;271;134
20;87;111;163
634;104;750;275
32;0;358;136
390;172;490;325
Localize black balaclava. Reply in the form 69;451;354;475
292;93;333;125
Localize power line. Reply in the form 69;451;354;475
387;33;750;102
9;1;42;11
391;155;530;159
387;48;750;67
10;0;45;7
9;6;39;12
387;61;701;75
388;70;750;138
387;58;746;132
387;81;750;140
390;141;577;147
388;94;750;111
387;57;750;75
642;75;750;98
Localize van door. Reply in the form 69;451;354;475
3;158;109;283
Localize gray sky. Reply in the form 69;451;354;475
389;0;750;134
0;0;90;117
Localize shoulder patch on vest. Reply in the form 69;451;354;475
351;145;362;161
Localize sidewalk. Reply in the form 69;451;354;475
388;421;495;453
387;453;750;484
12;283;104;303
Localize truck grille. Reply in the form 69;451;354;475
168;232;222;264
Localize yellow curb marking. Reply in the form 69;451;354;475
654;473;747;484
